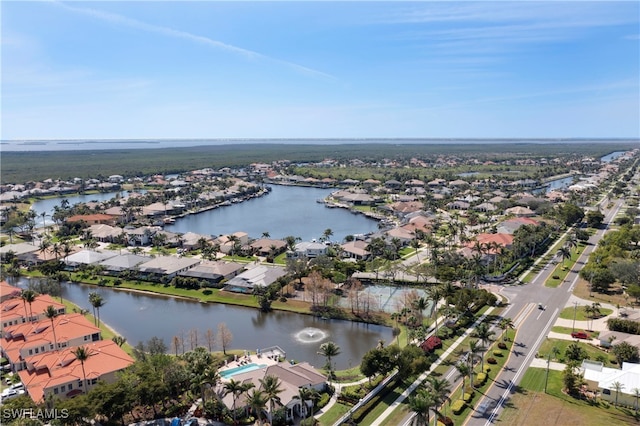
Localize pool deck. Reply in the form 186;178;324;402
218;347;285;380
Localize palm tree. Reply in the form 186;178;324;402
408;388;434;426
44;305;60;350
473;323;495;371
224;379;246;424
544;346;561;393
260;374;284;423
455;362;471;398
111;335;127;347
498;317;514;341
21;289;37;323
72;346;92;393
412;297;429;326
633;387;640;413
247;389;268;426
318;341;341;381
427;376;451;422
612;381;625;407
427;286;443;333
557;246;572;268
89;292;106;327
468;339;482;375
322;228;333;243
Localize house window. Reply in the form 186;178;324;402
34;348;39;354
603;389;611;395
60;385;66;392
54;388;58;394
84;336;89;341
29;349;33;355
68;383;72;390
91;379;98;385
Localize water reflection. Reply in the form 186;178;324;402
11;278;391;369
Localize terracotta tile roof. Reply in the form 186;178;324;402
66;214;116;223
18;340;134;403
1;294;66;326
2;314;100;364
0;281;21;301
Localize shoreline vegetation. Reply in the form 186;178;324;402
2;141;636;184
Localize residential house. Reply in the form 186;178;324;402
504;206;536;217
249;239;288;257
63;250;119;271
223;265;287;293
581;360;640;407
98;253;152;275
287;242;328;259
88;224;123;243
1;314;101;371
66;214;117;226
1;294;66;332
137;256;201;281
179;261;245;286
18;339;134;403
0;281;21;302
497;217;540;235
340;240;371;261
217;362;327;422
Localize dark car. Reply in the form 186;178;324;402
571;331;589;339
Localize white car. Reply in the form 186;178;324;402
0;388;25;402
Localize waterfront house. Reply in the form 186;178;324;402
178;260;245;286
249;238;288;257
0;281;21;302
18;339;134;403
340;240;371;261
137;256;201;281
180;232;215;251
1;293;66;332
63;250;119;271
87;224;123;243
287;242;327;259
217;361;327;422
125;226;156;246
223;264;287;293
66;214;117;226
1;314;101;371
98;253;152;275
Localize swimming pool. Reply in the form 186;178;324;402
220;363;267;378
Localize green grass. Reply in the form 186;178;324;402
500;368;638;426
551;326;600;338
317;402;351;425
559;305;613;321
545;243;588;288
538;338;615;367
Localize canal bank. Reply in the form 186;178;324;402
10;275;393;370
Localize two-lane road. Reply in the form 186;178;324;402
464;196;625;426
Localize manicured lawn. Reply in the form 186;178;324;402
500;368;638;425
538;338;615;367
559;305;613;321
545;243;587;288
551;325;599;338
317;402;351;425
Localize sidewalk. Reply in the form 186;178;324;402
369;307;496;426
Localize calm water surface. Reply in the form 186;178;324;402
12;278;392;369
165;185;379;242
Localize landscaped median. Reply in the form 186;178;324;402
545;241;589;288
447;328;516;425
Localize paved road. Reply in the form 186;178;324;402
464;195;625;426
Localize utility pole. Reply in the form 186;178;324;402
572;301;579;332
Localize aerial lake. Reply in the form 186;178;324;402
11;278;393;370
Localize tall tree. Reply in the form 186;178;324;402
89;292;106;327
21;289;37;323
318;341;341;380
217;323;233;355
72;346;92;394
260;374;284;423
247;389;268;426
44;305;60;350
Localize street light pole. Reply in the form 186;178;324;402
572;301;579;332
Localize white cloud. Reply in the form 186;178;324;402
51;1;336;80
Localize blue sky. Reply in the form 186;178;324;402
2;1;639;140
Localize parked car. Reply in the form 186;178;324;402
571;331;589;339
0;388;25;402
